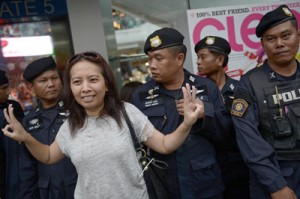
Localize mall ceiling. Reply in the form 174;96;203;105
111;0;189;27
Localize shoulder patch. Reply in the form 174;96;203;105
231;99;249;117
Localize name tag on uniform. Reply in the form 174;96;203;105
144;97;164;108
27;117;43;131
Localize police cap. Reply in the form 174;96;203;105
23;56;57;82
144;27;184;54
194;36;231;55
0;70;9;86
256;4;296;38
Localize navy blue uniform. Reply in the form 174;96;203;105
231;61;300;198
215;76;249;199
19;101;77;199
132;70;231;199
0;100;24;199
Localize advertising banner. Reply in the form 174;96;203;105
187;0;300;79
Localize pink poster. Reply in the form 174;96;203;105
187;0;300;79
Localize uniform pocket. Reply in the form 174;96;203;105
288;105;300;142
38;178;49;188
190;156;217;191
141;105;167;131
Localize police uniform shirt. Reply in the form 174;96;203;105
217;76;242;152
19;101;77;199
132;69;230;198
221;76;239;113
231;60;300;194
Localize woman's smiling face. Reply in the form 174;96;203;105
70;60;106;116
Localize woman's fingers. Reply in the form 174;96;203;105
4;108;10;124
2;124;13;138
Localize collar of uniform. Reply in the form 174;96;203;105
35;107;42;113
150;69;200;95
223;75;238;93
35;99;64;113
184;69;198;85
262;62;279;82
57;100;65;110
264;59;300;82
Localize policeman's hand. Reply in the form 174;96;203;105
176;92;204;119
271;186;297;199
195;98;204;119
2;104;29;142
182;84;203;127
176;99;184;116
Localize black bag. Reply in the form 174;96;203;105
122;106;171;199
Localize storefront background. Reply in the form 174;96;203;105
0;0;73;113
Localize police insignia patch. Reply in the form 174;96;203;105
282;7;292;16
150;36;162;48
205;37;215;45
231;99;249;117
29;118;39;125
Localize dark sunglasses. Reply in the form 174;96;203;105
68;52;102;66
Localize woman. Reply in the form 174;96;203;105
2;51;202;199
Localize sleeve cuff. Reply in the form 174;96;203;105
268;175;288;193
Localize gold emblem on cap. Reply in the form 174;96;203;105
150;36;162;48
205;37;215;45
282;7;293;16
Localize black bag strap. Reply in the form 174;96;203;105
122;104;169;172
121;104;142;150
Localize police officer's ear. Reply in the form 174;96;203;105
260;38;267;51
176;53;185;66
216;55;225;68
26;82;34;92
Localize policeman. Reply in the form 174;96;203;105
195;36;250;199
231;5;300;199
132;27;230;199
0;70;24;199
19;56;77;199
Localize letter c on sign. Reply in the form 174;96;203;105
193;18;225;45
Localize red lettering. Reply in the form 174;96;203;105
227;16;243;51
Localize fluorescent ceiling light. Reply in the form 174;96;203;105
1;36;53;57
